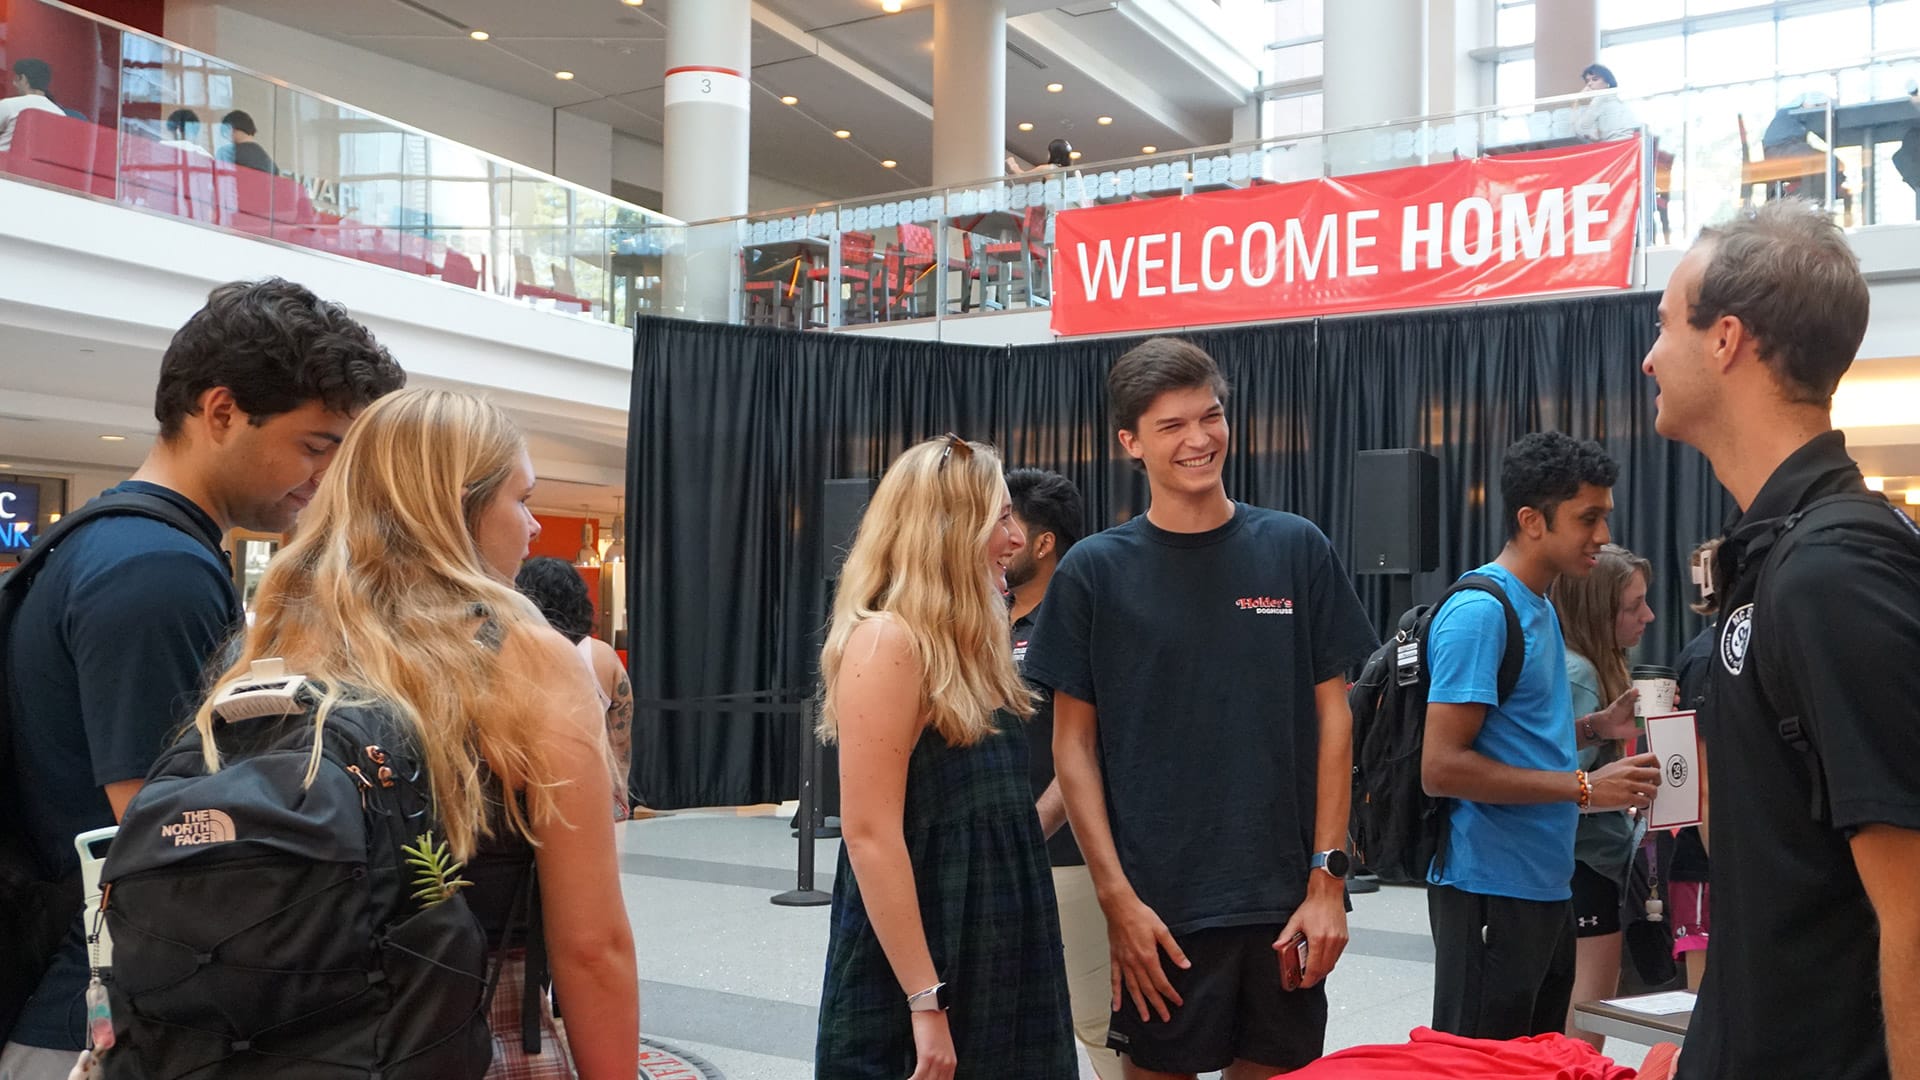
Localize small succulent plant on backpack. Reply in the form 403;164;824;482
402;831;473;908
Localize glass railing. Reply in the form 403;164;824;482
710;49;1920;330
0;0;686;329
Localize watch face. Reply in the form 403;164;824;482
1321;849;1351;878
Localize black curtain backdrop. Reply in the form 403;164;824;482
628;293;1733;810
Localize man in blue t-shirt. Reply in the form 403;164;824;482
1420;432;1659;1041
1025;338;1377;1080
0;279;404;1075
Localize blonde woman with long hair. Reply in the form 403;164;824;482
192;388;638;1079
1551;543;1654;1052
814;435;1076;1080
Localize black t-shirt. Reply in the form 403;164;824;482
1022;503;1377;935
4;482;240;1049
1677;432;1920;1080
1015;602;1083;867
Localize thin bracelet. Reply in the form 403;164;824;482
1575;769;1592;810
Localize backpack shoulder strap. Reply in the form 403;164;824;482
1442;574;1527;704
1753;491;1920;825
2;491;224;599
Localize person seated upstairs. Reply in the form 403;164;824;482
160;107;213;157
218;109;278;175
1759;93;1851;212
1572;64;1640;142
0;59;67;153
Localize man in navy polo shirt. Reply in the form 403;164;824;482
1;278;403;1077
1420;432;1659;1041
1025;337;1377;1080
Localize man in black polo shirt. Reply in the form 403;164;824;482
1008;467;1119;1080
1643;200;1920;1080
0;279;403;1077
1025;338;1377;1080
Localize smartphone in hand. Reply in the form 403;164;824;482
1279;931;1308;991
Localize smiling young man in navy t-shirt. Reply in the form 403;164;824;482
1024;337;1377;1080
1419;432;1660;1042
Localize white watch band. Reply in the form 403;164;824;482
906;981;945;1012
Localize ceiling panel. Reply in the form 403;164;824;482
216;0;1238;203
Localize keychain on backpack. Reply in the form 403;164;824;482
85;907;114;1051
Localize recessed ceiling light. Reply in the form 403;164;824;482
1017;121;1034;132
1907;489;1920;506
780;95;799;105
834;129;851;138
468;29;489;40
882;0;903;10
621;0;643;6
0;463;11;469
1069;150;1082;160
1046;82;1064;93
1097;115;1113;125
881;159;897;168
1866;476;1887;491
1141;144;1157;154
99;434;127;442
555;70;575;80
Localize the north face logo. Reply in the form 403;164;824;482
160;809;236;846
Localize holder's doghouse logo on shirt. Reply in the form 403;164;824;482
1235;596;1296;615
161;809;236;846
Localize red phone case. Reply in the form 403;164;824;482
1280;931;1308;991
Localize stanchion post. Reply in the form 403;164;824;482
771;695;831;907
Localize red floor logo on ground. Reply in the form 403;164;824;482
638;1037;726;1079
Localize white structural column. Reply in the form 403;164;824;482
1534;0;1600;99
931;0;1006;186
663;0;751;321
1322;0;1424;132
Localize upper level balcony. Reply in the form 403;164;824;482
0;0;683;331
681;48;1920;334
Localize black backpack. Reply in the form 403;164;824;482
1349;575;1525;885
0;492;228;1039
1747;491;1920;826
98;669;505;1079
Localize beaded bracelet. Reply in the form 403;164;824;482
1575;768;1592;810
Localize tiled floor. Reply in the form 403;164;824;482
622;807;1655;1079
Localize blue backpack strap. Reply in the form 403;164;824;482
1446;574;1527;704
1754;492;1920;824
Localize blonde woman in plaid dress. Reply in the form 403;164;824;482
815;435;1076;1079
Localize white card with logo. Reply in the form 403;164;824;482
1645;710;1702;829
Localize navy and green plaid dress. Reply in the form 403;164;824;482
816;712;1076;1078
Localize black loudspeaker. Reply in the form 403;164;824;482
1351;449;1440;575
821;478;878;582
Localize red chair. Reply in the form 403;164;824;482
978;206;1048;308
807;231;876;324
440;250;482;289
4;110;115;198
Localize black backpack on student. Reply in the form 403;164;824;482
0;492;226;1040
1747;491;1920;825
1349;576;1525;885
98;672;505;1079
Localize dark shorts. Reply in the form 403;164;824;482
1570;862;1622;938
1105;923;1327;1075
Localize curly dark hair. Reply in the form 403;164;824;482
155;278;405;438
1499;432;1618;538
515;556;597;644
1006;468;1085;557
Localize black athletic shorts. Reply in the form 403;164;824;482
1105;923;1327;1075
1571;862;1622;938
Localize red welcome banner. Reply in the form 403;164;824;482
1049;138;1642;337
